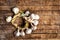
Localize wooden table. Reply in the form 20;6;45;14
0;0;60;40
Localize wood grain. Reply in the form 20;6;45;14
0;0;60;40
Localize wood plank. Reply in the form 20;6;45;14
0;33;60;39
0;0;59;6
0;10;60;16
0;0;60;40
0;24;60;30
0;15;60;29
0;24;59;34
4;34;59;39
0;6;59;10
47;39;60;40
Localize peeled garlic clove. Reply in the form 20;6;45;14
32;20;38;26
35;15;39;20
25;11;30;16
6;16;12;22
12;7;19;14
31;26;37;30
26;29;32;34
21;31;25;36
30;14;35;19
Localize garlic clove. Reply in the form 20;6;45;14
12;7;19;14
26;29;32;34
35;15;39;20
25;11;30;16
32;20;38;26
30;14;35;19
31;26;37;30
6;16;12;22
30;14;39;20
15;31;21;37
15;29;21;37
20;31;25;36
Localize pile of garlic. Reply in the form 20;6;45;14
6;7;39;37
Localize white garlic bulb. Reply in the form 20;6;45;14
31;26;37;30
32;20;38;26
20;31;25;36
6;16;12;22
12;7;19;14
26;29;32;34
25;11;30;16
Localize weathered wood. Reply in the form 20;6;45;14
0;6;59;10
0;0;60;40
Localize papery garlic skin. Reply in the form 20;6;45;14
6;16;12;22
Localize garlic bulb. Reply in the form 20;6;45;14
20;31;25;36
26;29;32;34
12;7;19;14
6;16;12;22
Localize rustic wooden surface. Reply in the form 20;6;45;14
0;0;60;40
